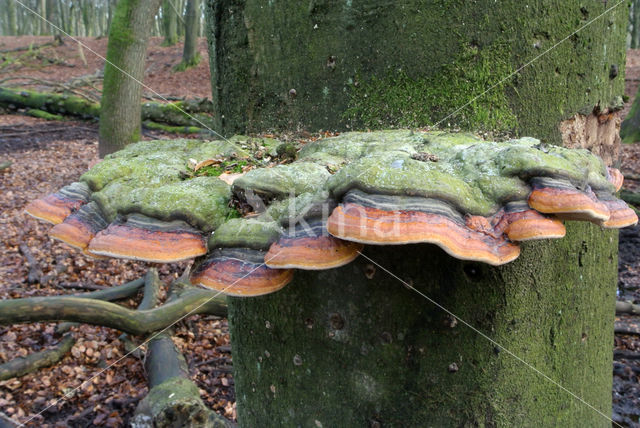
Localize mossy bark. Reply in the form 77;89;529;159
205;0;626;141
98;0;161;157
204;1;627;425
230;224;617;426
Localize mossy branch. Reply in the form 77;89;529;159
0;288;227;335
0;87;216;131
0;277;145;381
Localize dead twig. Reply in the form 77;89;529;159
18;243;42;284
0;126;96;139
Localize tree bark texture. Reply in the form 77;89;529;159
205;0;626;143
98;0;162;157
204;1;627;426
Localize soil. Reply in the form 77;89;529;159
0;36;639;426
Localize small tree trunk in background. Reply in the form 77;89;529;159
161;0;178;46
45;0;56;35
38;0;46;35
7;0;17;35
206;0;626;425
630;0;640;49
178;0;200;69
98;0;162;157
80;0;94;37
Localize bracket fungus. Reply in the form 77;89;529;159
26;131;637;295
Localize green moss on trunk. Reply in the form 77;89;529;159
230;223;617;426
205;0;626;425
99;0;161;157
206;0;626;143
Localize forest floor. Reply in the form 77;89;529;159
0;36;639;426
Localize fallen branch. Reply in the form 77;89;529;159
70;277;145;301
25;108;65;121
0;277;144;381
132;272;232;428
0;287;227;335
0;411;18;428
614;350;640;360
0;40;61;54
0;87;217;131
143;120;203;134
616;301;640;315
0;125;96;138
56;282;107;292
117;270;162;359
0;334;75;381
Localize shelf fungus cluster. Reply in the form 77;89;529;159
26;131;636;296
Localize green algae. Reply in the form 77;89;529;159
266;191;333;226
233;162;331;198
93;176;231;231
327;152;496;215
76;130;618;234
209;217;283;250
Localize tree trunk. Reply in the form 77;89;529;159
179;0;200;69
38;0;46;35
162;0;179;46
621;84;640;143
630;0;640;49
7;0;17;35
205;0;626;425
98;0;162;157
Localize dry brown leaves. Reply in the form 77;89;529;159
0;115;234;426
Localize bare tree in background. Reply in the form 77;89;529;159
98;0;162;157
176;0;200;70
